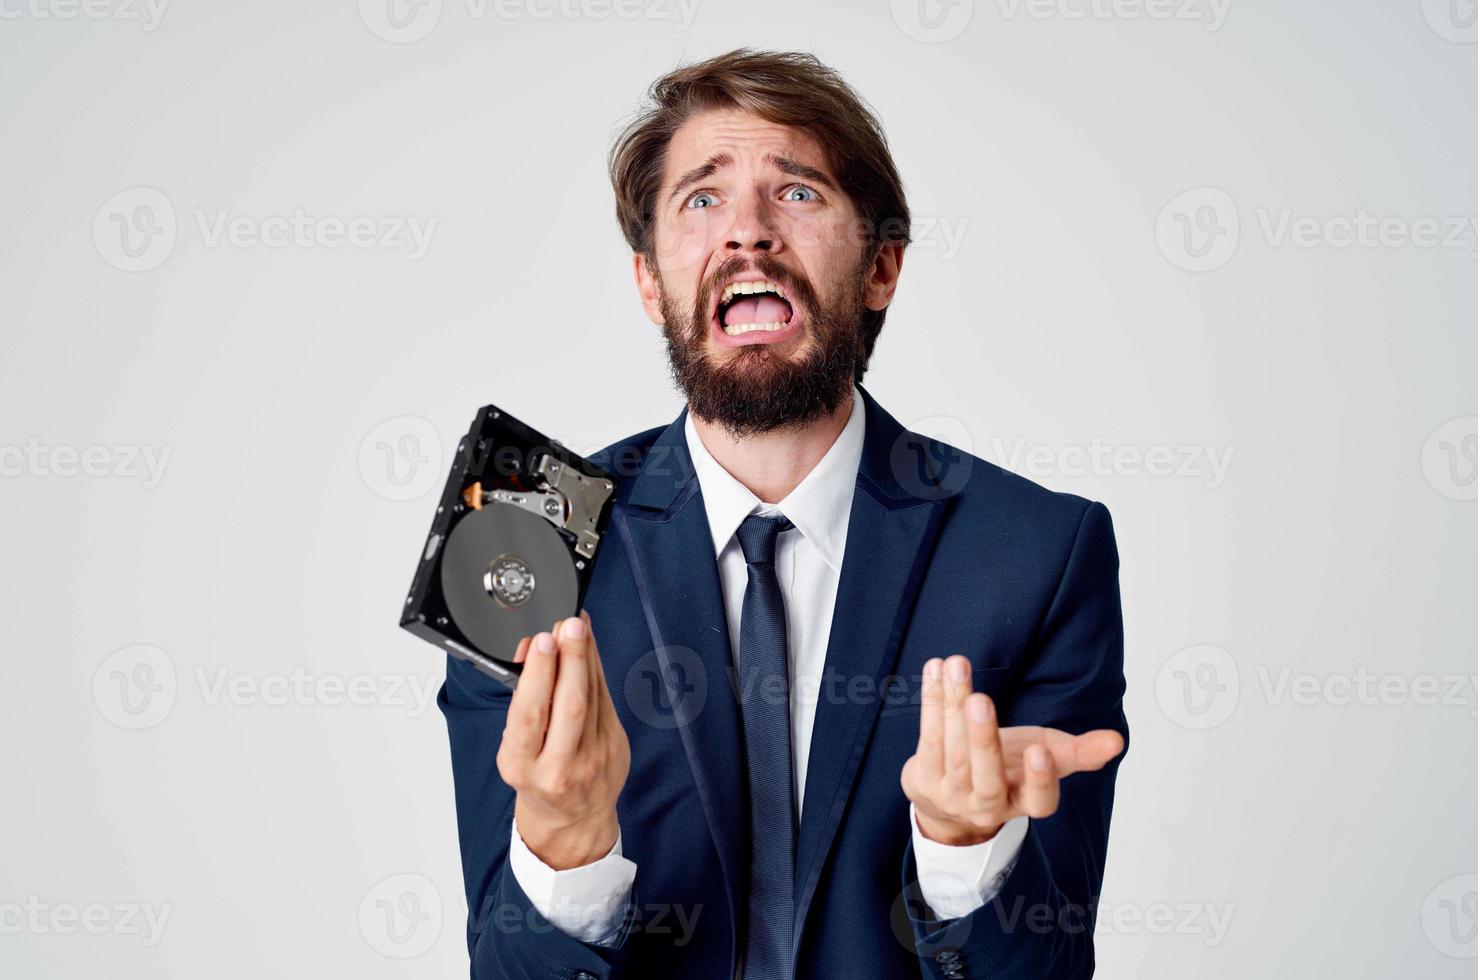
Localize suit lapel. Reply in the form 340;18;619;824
611;391;954;968
612;410;747;955
792;387;951;955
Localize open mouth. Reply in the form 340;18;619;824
714;279;796;338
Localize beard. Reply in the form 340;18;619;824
657;251;870;439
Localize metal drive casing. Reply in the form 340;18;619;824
400;405;617;689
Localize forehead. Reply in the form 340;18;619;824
663;108;832;181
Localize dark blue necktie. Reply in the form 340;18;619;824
735;513;796;980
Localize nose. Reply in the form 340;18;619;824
723;193;780;256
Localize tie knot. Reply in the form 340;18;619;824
735;513;792;565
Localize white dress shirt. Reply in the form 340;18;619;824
508;386;1026;943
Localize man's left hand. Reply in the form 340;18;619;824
901;655;1125;846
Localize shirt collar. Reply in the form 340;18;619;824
683;385;865;572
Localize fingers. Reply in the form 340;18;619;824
1032;727;1124;777
1013;744;1059;818
568;617;601;748
966;692;1006;804
1068;729;1125;775
512;635;533;665
503;632;557;763
917;658;945;770
906;657;1095;841
943;656;972;778
541;619;591;762
582;610;619;735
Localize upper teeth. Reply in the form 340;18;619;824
720;280;786;306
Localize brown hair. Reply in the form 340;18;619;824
608;48;911;377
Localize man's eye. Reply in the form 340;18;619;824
783;185;819;203
686;192;718;209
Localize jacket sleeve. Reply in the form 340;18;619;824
438;654;636;979
902;500;1129;980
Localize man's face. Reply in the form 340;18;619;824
634;108;902;436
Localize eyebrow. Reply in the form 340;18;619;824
666;151;839;205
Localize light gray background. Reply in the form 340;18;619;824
2;1;1475;977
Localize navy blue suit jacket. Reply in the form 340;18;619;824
439;386;1128;979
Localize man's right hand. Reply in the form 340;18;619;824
497;611;630;870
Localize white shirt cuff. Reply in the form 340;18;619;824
507;816;637;944
909;803;1028;921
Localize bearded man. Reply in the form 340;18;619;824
440;48;1128;980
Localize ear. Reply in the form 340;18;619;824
633;251;665;327
863;241;905;312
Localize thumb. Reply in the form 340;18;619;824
1059;729;1124;776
